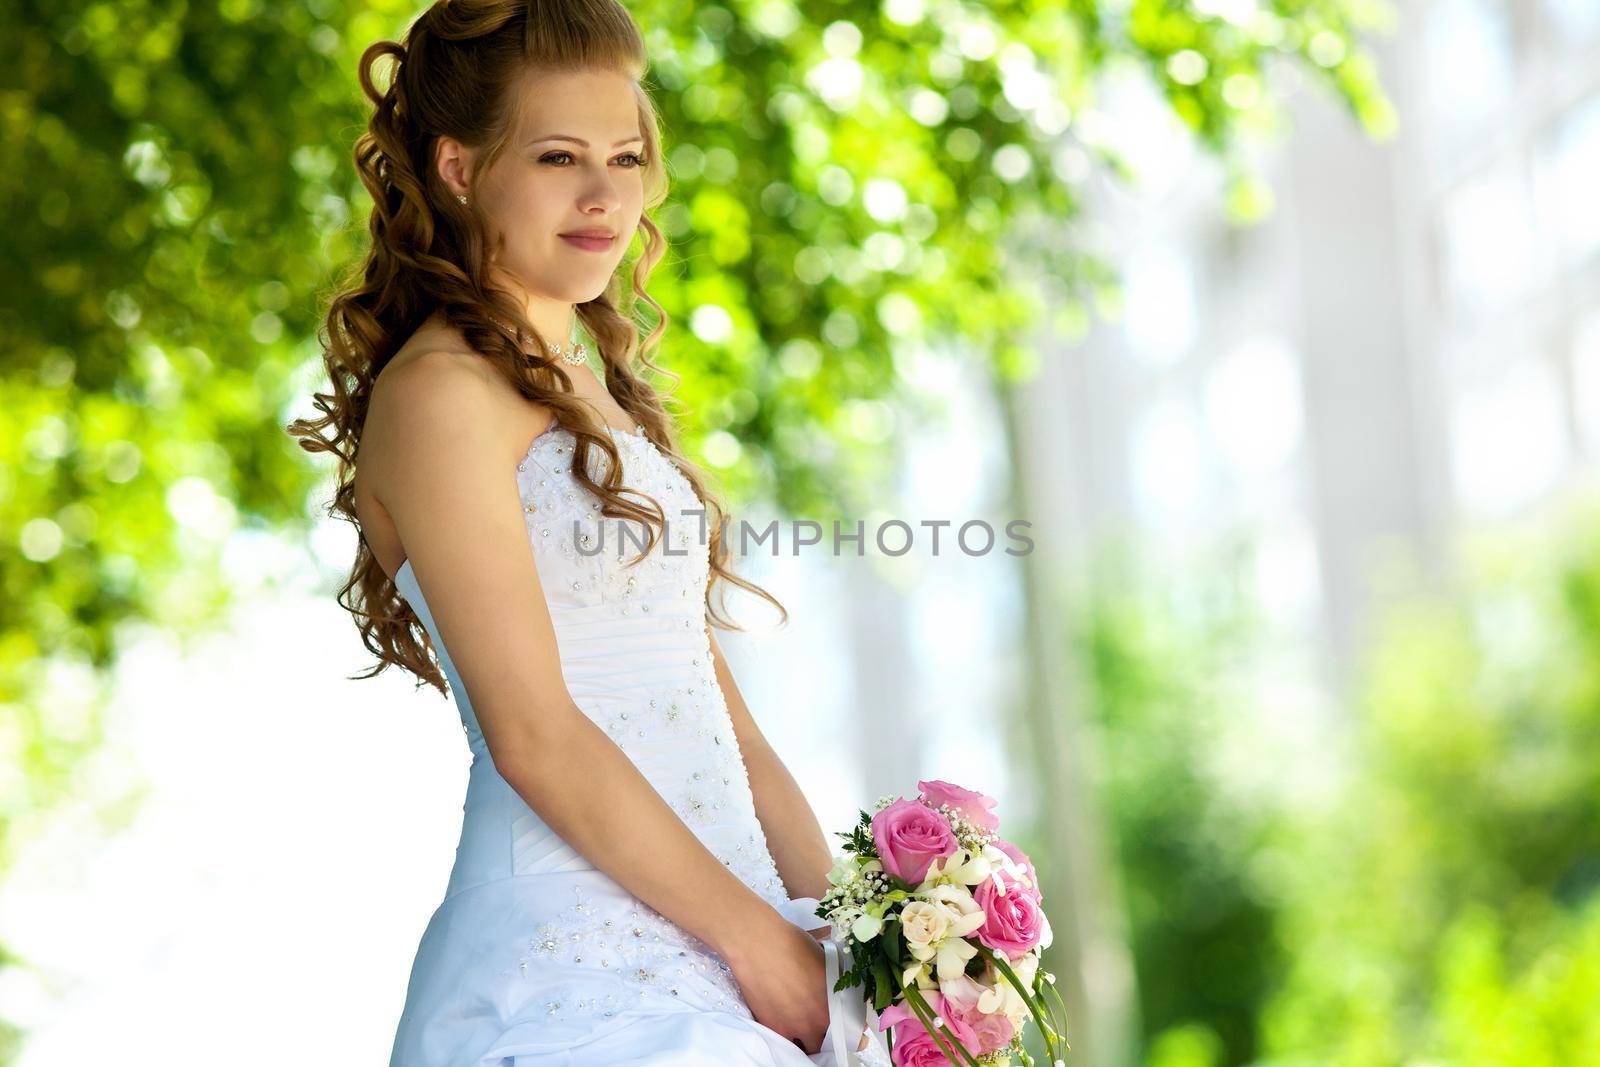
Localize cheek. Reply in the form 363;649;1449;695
618;175;646;218
501;182;562;231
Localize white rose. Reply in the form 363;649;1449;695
901;885;986;980
900;901;951;957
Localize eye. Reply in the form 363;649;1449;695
539;151;649;167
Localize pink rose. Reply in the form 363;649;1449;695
917;779;1000;833
880;993;980;1067
872;797;959;886
938;975;1018;1055
973;867;1047;960
992;838;1042;902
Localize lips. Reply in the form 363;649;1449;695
560;233;615;252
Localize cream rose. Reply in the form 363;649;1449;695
900;900;952;956
900;892;987;981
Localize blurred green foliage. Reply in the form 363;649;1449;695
1256;513;1600;1066
1064;510;1600;1067
1073;538;1287;1067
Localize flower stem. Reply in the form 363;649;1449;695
1039;976;1073;1053
899;981;983;1067
973;946;1063;1060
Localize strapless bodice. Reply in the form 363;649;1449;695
391;423;787;905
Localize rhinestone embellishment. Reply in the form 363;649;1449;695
500;884;756;1022
515;427;707;612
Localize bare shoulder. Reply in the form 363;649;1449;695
364;343;553;507
362;350;494;495
353;314;560;577
373;346;499;434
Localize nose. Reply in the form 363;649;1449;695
575;162;624;214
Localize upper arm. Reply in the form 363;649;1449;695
368;353;568;773
707;629;772;761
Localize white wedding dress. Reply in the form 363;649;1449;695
388;419;892;1067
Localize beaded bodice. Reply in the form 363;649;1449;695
390;421;791;1030
515;422;710;612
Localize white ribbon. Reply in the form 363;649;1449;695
774;896;879;1066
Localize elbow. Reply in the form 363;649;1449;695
484;734;534;788
481;696;586;788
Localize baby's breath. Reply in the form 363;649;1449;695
817;863;894;928
922;800;1000;854
989;1033;1032;1067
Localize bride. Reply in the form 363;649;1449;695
288;1;889;1064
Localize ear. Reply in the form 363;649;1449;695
434;135;474;199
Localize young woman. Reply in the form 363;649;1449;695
288;1;887;1063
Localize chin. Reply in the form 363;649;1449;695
569;279;615;304
527;272;615;305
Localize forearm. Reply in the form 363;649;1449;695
742;738;834;901
496;707;781;967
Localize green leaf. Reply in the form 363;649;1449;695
871;957;893;1013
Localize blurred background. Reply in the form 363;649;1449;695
3;0;1598;1063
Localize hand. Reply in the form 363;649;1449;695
727;917;831;1054
807;926;873;1051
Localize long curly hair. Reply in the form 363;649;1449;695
287;0;786;697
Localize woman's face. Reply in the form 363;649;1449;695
467;67;648;308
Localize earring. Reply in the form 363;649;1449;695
456;194;467;204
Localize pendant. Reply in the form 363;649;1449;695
488;314;590;368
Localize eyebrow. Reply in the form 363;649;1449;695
529;135;645;147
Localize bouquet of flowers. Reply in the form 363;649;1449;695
815;780;1070;1067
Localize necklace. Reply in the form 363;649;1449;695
489;314;591;367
